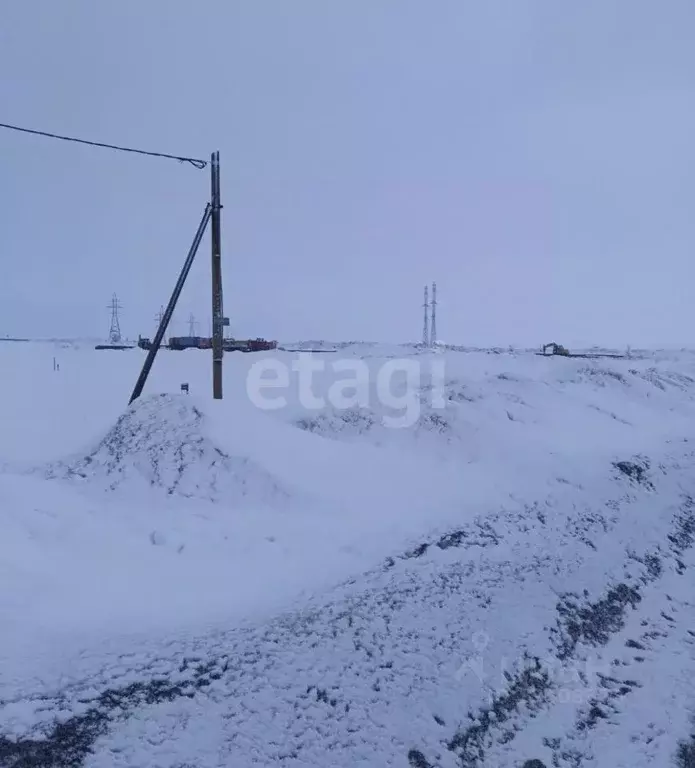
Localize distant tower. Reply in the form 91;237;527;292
154;305;165;333
422;285;429;346
430;281;437;347
107;293;123;344
188;313;198;337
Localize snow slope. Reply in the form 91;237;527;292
2;342;695;767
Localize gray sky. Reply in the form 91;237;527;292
1;1;693;347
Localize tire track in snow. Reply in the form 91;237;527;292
2;453;695;767
407;455;695;768
448;477;695;767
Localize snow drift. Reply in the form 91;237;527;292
291;353;695;467
43;393;291;506
3;344;695;767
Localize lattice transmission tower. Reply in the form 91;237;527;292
422;284;429;346
430;281;437;347
154;305;165;334
108;293;123;343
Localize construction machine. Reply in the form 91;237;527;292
541;342;570;356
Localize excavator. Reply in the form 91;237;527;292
541;342;570;356
537;342;624;359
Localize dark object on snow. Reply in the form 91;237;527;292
536;341;624;359
541;341;570;356
94;344;133;350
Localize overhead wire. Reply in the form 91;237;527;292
0;121;207;169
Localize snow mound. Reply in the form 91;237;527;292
6;345;695;765
290;354;695;469
44;394;290;505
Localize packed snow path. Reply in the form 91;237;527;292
1;344;695;766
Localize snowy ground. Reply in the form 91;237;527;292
1;341;695;767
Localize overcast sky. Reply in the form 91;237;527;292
1;1;693;346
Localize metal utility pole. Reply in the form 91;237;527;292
210;151;224;399
188;313;198;337
430;281;437;347
422;285;429;347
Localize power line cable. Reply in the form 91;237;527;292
0;121;207;169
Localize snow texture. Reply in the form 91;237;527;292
44;393;291;505
2;342;695;767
